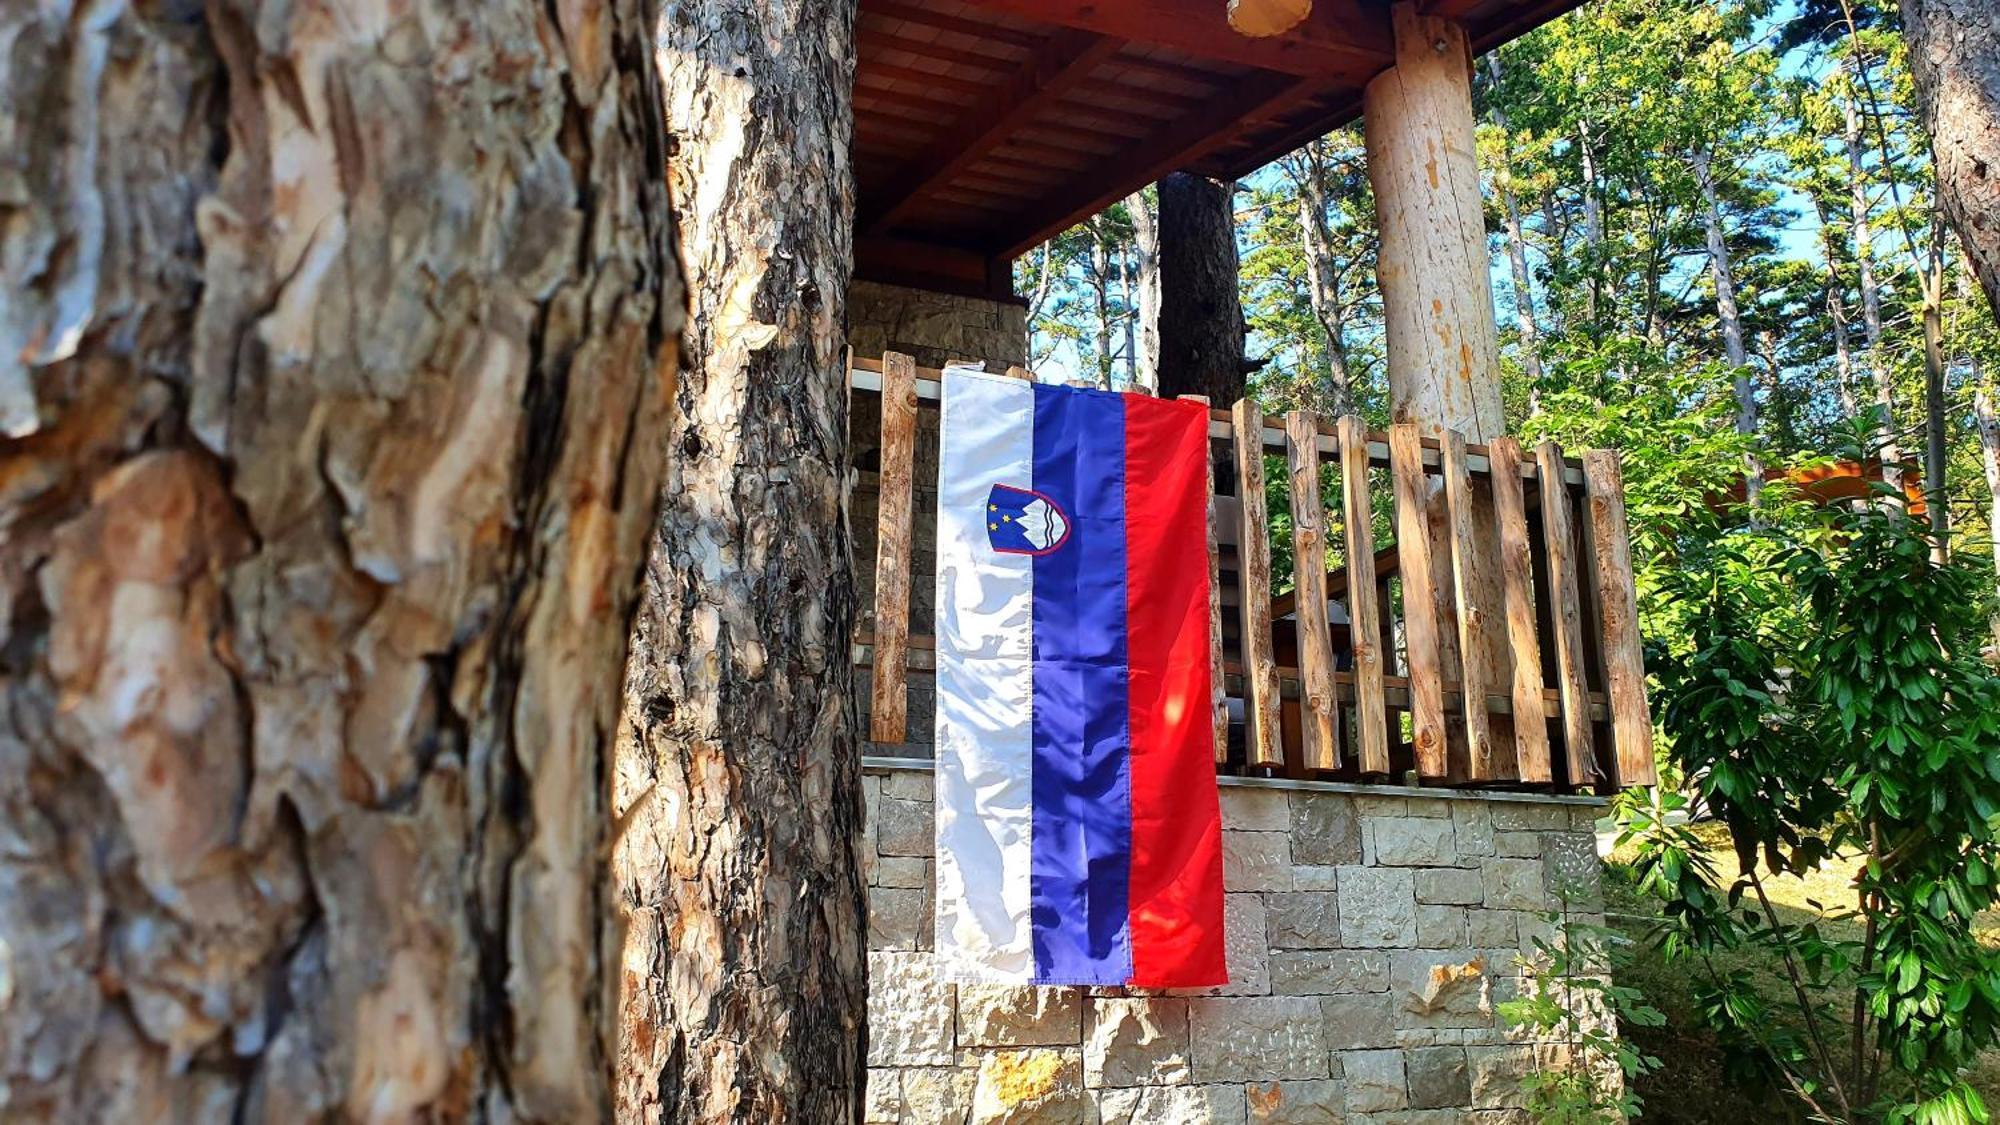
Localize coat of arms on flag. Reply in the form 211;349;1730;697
932;367;1228;988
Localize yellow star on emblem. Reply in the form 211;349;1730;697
1002;514;1012;522
989;522;998;530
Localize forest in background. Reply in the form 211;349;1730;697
1020;0;2000;644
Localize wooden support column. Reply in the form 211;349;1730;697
1365;2;1514;783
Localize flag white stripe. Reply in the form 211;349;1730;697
933;368;1036;980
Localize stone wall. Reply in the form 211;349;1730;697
863;764;1609;1124
850;279;1029;370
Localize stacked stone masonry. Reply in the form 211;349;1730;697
849;280;1030;371
864;766;1610;1124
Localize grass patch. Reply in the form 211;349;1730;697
1600;821;2000;1122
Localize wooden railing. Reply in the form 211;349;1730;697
850;351;1655;794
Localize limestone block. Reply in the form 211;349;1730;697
866;1068;904;1123
1481;858;1547;911
1350;795;1408;818
1101;1084;1248;1125
875;855;929;890
1571;805;1606;832
1365;816;1458;867
1267;892;1343;949
904;1066;977;1123
1491;832;1542;858
1320;993;1396;1050
1540;832;1603;908
1392;951;1493;1030
885;770;935;801
1465;910;1518;948
1221;786;1293;831
870;885;929;951
869;951;956;1066
1292;793;1363;865
1334;868;1417;948
1451;802;1495;858
1341;1049;1408;1111
1467;1045;1537;1109
957;985;1083;1048
878;796;935;857
1415;905;1466;949
1270;950;1390;995
1403;797;1452;818
1189;996;1332;1082
1245;1079;1348;1123
1212;892;1272;996
969;1048;1088;1125
1293;865;1339;891
1489;803;1571;832
1224;830;1295;892
1084;998;1191;1087
1414;868;1483;906
1405;1046;1470;1109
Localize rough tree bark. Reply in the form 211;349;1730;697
0;0;681;1119
1127;190;1162;391
1158;171;1254;404
1901;0;2000;316
1692;145;1763;506
613;2;867;1121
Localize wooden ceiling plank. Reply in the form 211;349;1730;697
954;0;1389;77
868;0;1044;47
858;57;996;97
862;28;1125;233
994;70;1340;258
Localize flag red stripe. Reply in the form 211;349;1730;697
1120;393;1227;987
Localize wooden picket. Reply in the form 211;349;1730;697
1489;437;1553;783
1179;394;1230;764
868;351;918;744
1537;439;1598;787
1389;424;1449;780
1286;410;1340;771
1583;450;1657;787
1233;400;1283;769
1337;415;1391;776
1439;430;1495;780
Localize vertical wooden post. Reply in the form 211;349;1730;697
1364;1;1505;440
1181;394;1230;763
1582;450;1657;787
1338;416;1391;774
1390;424;1447;779
1489;437;1552;783
1536;440;1597;786
1233;400;1282;768
869;352;918;744
1286;410;1340;770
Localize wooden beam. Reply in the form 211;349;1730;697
862;29;1123;233
854;234;1017;301
956;0;1389;76
996;70;1337;258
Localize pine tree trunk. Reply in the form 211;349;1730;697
1816;198;1864;417
1158;171;1252;404
1845;86;1903;484
1127;191;1162;391
0;1;682;1119
1577;117;1606;329
1091;214;1115;386
1975;384;2000;649
1294;140;1356;415
1901;0;2000;317
613;2;867;1121
1484;54;1547;407
1693;145;1763;506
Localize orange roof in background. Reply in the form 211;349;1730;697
1717;460;1928;516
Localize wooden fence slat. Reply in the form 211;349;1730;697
1004;365;1036;381
1536;439;1597;787
1439;429;1495;779
1582;449;1657;787
869;351;918;744
1489;437;1553;783
1389;424;1447;780
1180;394;1230;764
1285;410;1340;771
1233;400;1283;768
1337;415;1391;775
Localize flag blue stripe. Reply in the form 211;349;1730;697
1028;383;1134;985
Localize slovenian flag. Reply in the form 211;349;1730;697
933;367;1227;987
